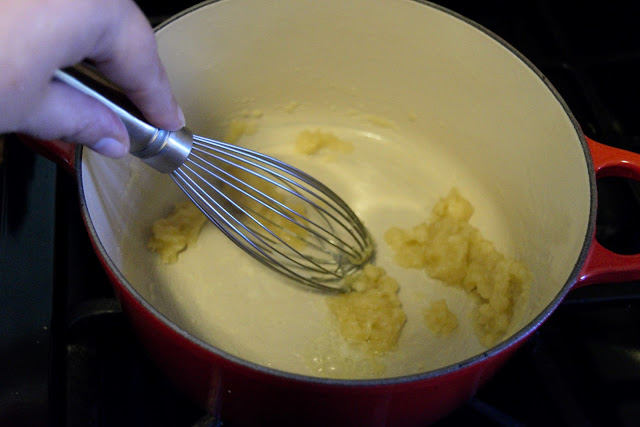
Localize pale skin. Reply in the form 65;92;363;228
0;0;184;158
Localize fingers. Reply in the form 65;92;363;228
87;0;185;131
19;80;130;157
0;0;185;157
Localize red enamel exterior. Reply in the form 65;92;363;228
102;136;640;425
18;134;76;174
576;137;640;288
20;130;640;425
95;252;526;425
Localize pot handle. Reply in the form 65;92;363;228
18;135;76;175
576;136;640;288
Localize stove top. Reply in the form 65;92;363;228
2;1;640;425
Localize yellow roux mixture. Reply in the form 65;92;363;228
141;117;531;379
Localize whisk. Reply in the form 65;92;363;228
54;66;374;293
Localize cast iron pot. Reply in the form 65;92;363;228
26;0;640;425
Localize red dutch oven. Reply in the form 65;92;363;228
25;0;640;425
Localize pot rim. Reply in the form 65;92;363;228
76;0;596;387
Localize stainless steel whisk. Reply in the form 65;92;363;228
55;66;374;293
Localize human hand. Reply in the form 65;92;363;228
0;0;184;158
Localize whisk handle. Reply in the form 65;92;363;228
54;65;192;173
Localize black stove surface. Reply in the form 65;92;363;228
2;1;640;426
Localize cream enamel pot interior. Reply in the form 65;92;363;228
26;0;640;425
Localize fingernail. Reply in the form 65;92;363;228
177;106;186;128
92;137;129;158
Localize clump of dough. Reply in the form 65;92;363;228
224;118;258;144
364;114;396;129
424;299;458;336
385;188;531;347
327;264;406;355
295;130;353;155
147;202;207;264
283;101;300;113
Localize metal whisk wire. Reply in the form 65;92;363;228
186;140;361;257
54;66;374;293
170;136;374;292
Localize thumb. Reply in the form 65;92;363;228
19;79;130;158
